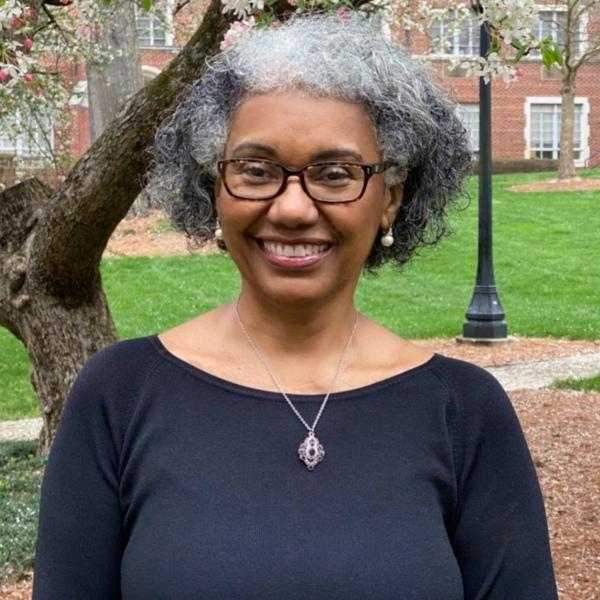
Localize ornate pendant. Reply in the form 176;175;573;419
298;431;325;470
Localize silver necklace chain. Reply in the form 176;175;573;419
234;299;359;470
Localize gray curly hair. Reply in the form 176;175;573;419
150;11;472;271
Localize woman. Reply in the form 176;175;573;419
33;12;558;599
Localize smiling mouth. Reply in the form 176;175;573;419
258;240;332;258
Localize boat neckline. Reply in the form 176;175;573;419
149;334;443;402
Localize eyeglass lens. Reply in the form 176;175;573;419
224;160;366;202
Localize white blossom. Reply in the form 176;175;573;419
220;17;256;50
220;0;263;19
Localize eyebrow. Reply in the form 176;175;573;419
230;142;365;162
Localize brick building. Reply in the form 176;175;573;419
2;4;599;178
418;6;600;168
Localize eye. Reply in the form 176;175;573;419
309;164;361;186
232;161;279;182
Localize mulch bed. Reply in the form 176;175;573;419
415;336;600;366
103;210;217;258
513;388;600;600
509;178;600;193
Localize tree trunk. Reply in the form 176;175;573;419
0;0;233;455
85;0;147;216
1;0;352;454
86;0;144;143
0;180;118;454
558;70;577;180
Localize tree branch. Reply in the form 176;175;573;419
29;0;371;302
42;4;73;45
30;0;233;301
174;0;191;16
571;42;600;70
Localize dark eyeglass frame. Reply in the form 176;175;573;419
216;158;392;204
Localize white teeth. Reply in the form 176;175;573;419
263;242;329;258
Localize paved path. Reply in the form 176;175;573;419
2;352;599;443
0;418;42;443
487;352;600;391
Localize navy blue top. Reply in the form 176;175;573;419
33;335;558;599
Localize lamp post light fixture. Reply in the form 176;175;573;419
460;3;508;343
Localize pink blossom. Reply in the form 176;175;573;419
287;0;298;5
0;71;8;82
76;22;89;37
23;73;33;83
11;17;21;28
59;0;70;5
220;20;254;51
336;6;350;21
23;38;33;49
24;8;35;19
92;28;102;40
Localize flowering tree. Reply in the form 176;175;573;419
0;0;114;172
548;0;600;180
218;0;563;80
0;0;564;452
0;0;561;152
0;0;232;453
0;0;206;177
0;0;563;181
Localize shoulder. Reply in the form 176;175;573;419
427;355;531;493
74;335;163;391
64;335;164;428
53;336;164;459
428;353;506;398
429;353;524;444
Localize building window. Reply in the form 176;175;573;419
0;113;53;159
69;80;89;107
136;4;172;47
457;104;479;155
527;101;585;161
430;14;480;57
536;10;567;48
529;9;584;58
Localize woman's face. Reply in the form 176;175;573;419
216;90;403;307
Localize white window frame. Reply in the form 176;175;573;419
525;5;587;60
69;80;89;107
0;112;54;159
524;96;590;166
457;103;480;154
428;12;480;58
135;0;174;48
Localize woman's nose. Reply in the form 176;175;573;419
266;176;320;227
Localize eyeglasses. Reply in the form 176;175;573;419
217;158;392;204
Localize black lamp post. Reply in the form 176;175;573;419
460;6;508;342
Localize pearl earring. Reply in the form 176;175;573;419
215;219;223;241
380;227;394;247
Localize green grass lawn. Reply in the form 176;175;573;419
1;169;599;420
552;373;600;392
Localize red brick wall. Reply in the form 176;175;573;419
432;61;600;167
73;23;600;170
404;4;600;168
20;3;600;172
